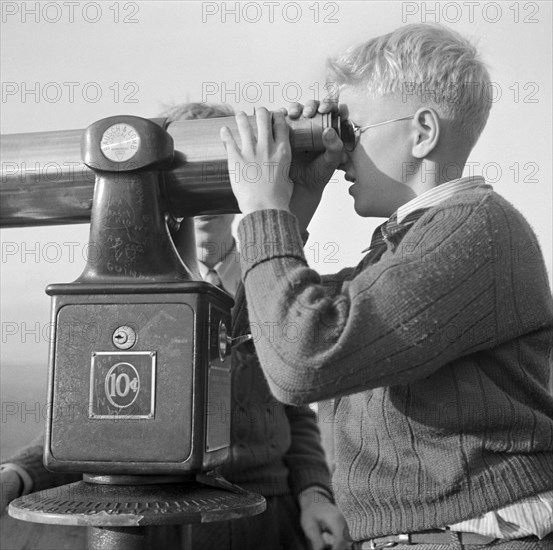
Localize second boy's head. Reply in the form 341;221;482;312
161;102;236;266
328;23;491;217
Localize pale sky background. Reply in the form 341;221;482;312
1;1;552;456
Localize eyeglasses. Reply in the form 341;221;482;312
340;115;416;152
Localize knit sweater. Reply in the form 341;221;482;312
237;184;553;540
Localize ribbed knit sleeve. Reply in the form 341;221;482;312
237;198;551;404
283;404;333;498
228;281;334;498
3;433;81;493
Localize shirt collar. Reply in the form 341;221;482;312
198;239;241;298
361;176;487;255
396;176;486;224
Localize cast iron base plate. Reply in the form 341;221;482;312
9;480;266;527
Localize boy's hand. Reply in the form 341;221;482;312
0;466;23;514
298;486;351;550
221;108;294;215
286;100;344;232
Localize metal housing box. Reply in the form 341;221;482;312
44;282;233;475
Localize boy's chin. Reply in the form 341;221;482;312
353;201;376;218
355;205;396;219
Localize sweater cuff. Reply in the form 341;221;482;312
1;463;34;496
237;210;306;279
298;484;335;505
288;466;334;502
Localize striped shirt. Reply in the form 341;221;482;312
396;175;485;223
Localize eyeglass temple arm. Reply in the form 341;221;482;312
359;114;417;132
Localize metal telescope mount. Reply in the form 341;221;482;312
7;115;267;550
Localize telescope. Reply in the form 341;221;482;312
4;111;342;550
1;112;340;227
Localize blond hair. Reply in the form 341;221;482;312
327;24;492;148
161;102;234;122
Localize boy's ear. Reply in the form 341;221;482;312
411;107;440;159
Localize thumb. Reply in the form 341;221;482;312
322;516;349;550
302;517;326;550
321;127;344;168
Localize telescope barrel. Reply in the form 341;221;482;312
0;113;339;227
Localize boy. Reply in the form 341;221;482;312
220;24;553;548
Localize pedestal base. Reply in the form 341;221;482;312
9;479;266;550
